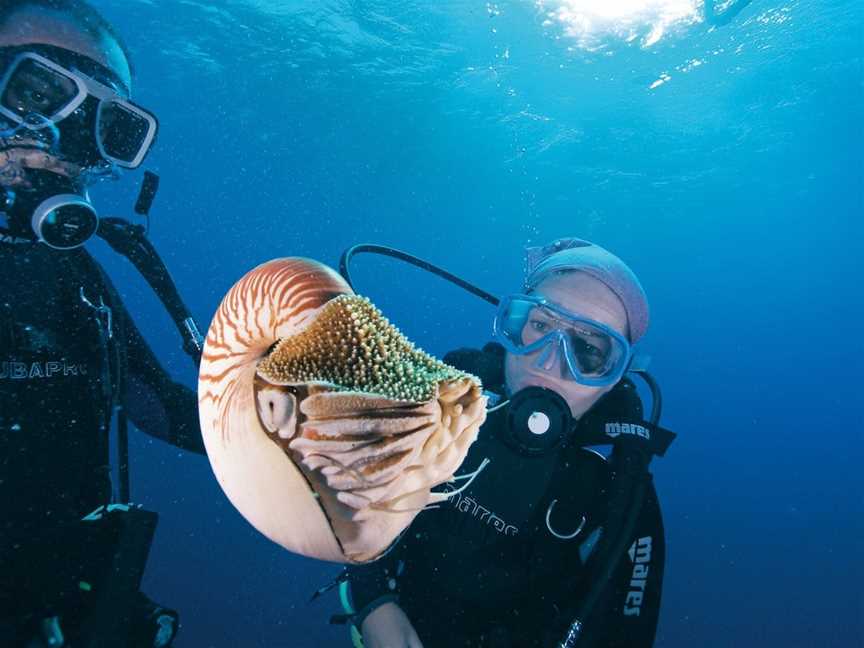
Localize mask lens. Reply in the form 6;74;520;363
499;298;546;349
564;324;619;377
1;58;79;122
98;101;153;165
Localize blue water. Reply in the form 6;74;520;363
85;1;862;646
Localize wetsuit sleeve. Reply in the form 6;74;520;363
106;281;205;455
345;537;407;625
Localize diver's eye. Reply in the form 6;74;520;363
584;343;602;357
529;319;549;333
17;88;53;113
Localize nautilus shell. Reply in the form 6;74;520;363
198;258;486;564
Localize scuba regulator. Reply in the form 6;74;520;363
0;167;99;249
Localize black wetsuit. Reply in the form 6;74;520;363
0;239;204;644
347;344;665;648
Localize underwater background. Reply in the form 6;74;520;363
83;1;861;646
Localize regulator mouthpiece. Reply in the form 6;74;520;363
31;193;98;249
0;167;98;249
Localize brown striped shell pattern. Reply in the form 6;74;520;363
198;258;487;564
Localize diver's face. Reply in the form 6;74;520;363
0;6;131;186
504;271;629;420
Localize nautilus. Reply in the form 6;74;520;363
198;258;487;564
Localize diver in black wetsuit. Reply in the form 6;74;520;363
343;239;673;648
0;2;203;646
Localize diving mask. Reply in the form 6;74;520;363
0;46;157;169
493;294;632;387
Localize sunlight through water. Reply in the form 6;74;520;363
536;0;703;49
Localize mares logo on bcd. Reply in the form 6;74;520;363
605;422;650;441
623;536;652;617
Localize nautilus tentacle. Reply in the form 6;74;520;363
198;258;486;564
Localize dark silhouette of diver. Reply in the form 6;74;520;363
0;1;205;646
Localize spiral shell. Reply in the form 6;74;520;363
198;258;486;563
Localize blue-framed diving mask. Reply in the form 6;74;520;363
493;294;632;388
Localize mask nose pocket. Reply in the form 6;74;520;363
533;333;567;376
534;340;555;371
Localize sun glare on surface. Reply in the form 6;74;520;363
537;0;703;49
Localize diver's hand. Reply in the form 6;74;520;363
361;602;425;648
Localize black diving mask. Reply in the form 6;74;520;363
0;46;157;169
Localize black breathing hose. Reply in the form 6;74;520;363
339;244;500;306
630;369;662;426
97;218;204;365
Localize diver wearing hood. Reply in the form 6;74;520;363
341;238;673;648
0;2;200;647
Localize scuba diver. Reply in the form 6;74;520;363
337;238;675;647
0;1;205;646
